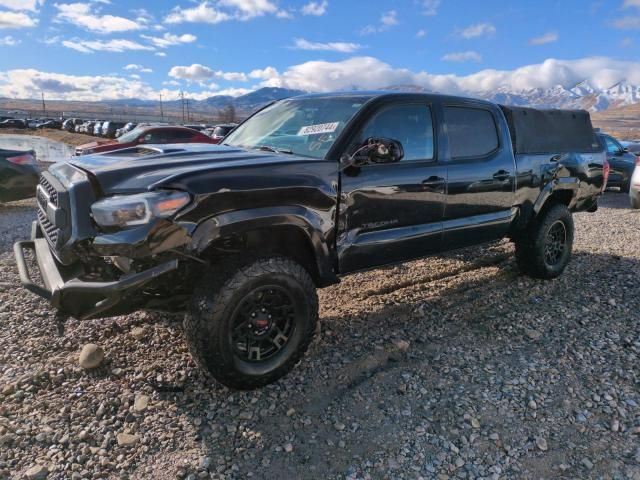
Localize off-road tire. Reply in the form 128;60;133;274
515;203;574;279
184;256;318;390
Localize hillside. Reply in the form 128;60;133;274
592;103;640;140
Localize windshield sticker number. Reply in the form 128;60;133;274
297;122;339;136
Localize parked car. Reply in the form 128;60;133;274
62;118;84;132
36;120;62;129
597;132;637;192
14;92;606;389
0;119;27;129
100;121;126;139
93;122;105;137
75;125;217;155
630;157;640;209
208;123;237;143
0;148;38;202
621;141;640;156
115;122;137;138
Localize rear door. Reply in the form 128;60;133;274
442;103;515;248
337;100;446;272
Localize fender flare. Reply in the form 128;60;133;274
532;176;579;215
189;205;338;286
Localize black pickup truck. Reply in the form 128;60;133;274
14;92;606;389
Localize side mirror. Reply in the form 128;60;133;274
340;137;404;171
623;147;630;153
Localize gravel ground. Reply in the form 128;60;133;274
1;193;639;480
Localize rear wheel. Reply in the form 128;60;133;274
184;256;318;390
515;203;574;279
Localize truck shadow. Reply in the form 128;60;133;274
158;248;640;479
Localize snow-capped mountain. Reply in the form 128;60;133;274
384;81;640;112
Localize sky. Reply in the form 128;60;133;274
0;0;640;101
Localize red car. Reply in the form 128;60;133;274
75;125;217;156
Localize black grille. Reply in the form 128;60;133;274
37;207;59;246
39;176;58;206
37;174;65;248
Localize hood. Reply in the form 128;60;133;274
78;140;118;151
68;143;324;194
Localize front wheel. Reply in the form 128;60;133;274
515;203;574;279
184;256;318;390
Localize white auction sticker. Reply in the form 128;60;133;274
297;122;339;136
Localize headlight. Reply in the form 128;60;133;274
91;191;191;228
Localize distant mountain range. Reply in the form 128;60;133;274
383;81;640;112
4;83;640;118
156;81;640;114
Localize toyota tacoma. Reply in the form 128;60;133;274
14;92;607;389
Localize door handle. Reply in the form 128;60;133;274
422;175;445;186
493;171;511;181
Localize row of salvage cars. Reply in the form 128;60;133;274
0;123;238;203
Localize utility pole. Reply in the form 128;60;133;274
180;90;185;123
159;93;164;120
41;92;46;115
186;98;190;122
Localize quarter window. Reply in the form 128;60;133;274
445;107;499;159
358;104;435;162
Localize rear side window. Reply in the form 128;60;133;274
445;107;499;159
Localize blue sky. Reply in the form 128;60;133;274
0;0;639;100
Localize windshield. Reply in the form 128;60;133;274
118;127;145;143
224;96;370;159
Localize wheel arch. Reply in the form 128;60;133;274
189;207;338;287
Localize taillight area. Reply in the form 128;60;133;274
7;153;36;166
602;159;610;192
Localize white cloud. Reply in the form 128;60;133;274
442;51;482;62
0;11;37;28
0;34;19;45
0;0;44;11
459;23;495;39
62;38;155;53
165;0;286;24
256;56;640;95
214;70;247;81
419;0;441;16
124;64;153;73
141;32;197;48
54;3;143;34
529;31;559;45
621;37;634;47
169;63;215;82
4;57;640;103
301;0;327;16
415;29;427;38
292;38;362;53
623;0;640;8
218;0;277;18
361;10;398;35
611;16;640;29
249;66;279;80
155;51;167;57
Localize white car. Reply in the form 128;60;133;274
630;157;640;209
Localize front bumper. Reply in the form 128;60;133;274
13;224;179;320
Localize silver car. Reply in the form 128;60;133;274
630;158;640;208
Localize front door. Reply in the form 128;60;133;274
337;102;446;273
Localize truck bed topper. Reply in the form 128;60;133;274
500;106;599;154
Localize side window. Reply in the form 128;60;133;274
146;130;174;143
445;106;499;159
357;104;434;162
604;136;621;154
172;130;194;141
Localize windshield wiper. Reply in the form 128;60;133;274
255;145;294;155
